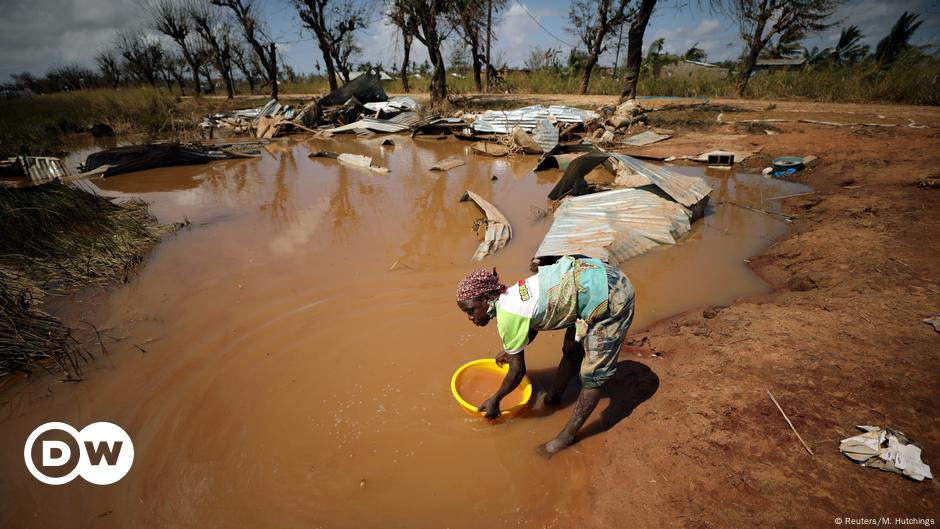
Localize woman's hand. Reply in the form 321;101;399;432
494;351;511;366
478;396;501;419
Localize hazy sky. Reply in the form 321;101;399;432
1;0;938;81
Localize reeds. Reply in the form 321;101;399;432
0;180;166;378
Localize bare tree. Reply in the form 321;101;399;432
397;0;453;105
149;0;205;94
191;3;237;98
115;31;166;86
194;43;216;93
713;0;842;96
95;50;126;89
292;0;370;90
211;0;280;99
164;52;190;94
567;0;632;95
618;0;655;102
388;1;414;92
231;41;264;93
449;1;484;91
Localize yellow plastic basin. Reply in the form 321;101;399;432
450;358;532;418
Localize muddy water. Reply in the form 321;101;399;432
0;137;808;529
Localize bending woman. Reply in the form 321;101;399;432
456;256;635;455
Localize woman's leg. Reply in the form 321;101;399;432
540;386;603;456
541;266;636;456
545;327;583;404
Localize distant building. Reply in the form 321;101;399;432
755;58;806;70
660;60;729;81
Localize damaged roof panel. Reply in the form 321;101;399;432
460;190;512;261
534;188;692;265
16;156;69;184
326;118;412;134
471;105;598;134
609;153;713;208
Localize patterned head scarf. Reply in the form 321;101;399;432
456;268;507;302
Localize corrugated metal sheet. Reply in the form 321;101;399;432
257;99;281;118
471;105;598;134
460;190;512;261
609;153;712;207
532;119;559;153
327;118;412;134
534;188;692;265
17;156;69;184
389;111;427;128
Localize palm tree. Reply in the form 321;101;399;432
830;25;868;64
763;27;806;59
874;12;923;65
802;45;827;65
683;43;707;62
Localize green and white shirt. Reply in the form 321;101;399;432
493;257;610;354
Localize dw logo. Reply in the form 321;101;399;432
23;422;134;485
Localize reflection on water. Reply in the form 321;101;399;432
0;136;809;529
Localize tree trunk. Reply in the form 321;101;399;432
471;46;483;92
736;46;760;97
268;42;278;100
223;68;235;99
428;43;447;106
619;0;656;102
579;53;599;95
401;33;412;93
316;37;339;90
737;17;767;98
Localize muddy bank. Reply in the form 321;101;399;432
559;104;940;528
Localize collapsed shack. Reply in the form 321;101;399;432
0;180;167;378
532;149;712;270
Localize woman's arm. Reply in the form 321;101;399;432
478;351;527;419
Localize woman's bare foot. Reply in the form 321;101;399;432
536;434;575;458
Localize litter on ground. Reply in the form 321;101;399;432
840;425;933;481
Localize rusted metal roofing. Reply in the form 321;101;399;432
608;153;712;208
471;105;598;134
460;190;512;261
534;188;692;265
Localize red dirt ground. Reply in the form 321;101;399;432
544;99;940;528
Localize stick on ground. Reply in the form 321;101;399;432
766;388;815;456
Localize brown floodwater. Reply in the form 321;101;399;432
0;136;809;529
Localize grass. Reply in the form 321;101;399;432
0;87;270;158
280;56;940;106
0;180;169;378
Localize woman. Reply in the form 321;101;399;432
456;255;635;455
